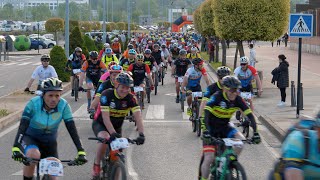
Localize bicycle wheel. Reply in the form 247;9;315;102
192;104;197;132
161;68;165;86
180;93;184;112
146;79;151;103
154;73;158;95
226;161;247;180
110;160;127;180
74;76;79;101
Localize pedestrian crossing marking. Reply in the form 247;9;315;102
290;16;310;33
182;106;189;120
146;105;164;119
3;62;17;66
17;62;32;66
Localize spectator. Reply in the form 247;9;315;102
271;54;289;107
277;37;281;46
208;39;215;63
105;34;111;44
283;33;289;47
249;44;257;67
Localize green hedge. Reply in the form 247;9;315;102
50;46;69;82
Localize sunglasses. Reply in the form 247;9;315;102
240;63;247;66
41;60;50;62
92;58;98;61
137;59;144;62
225;87;239;93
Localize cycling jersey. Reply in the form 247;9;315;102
204;91;257;134
185;66;207;88
95;79;114;97
99;71;110;83
203;81;222;101
174;58;191;77
151;50;162;65
282;130;320;179
127;63;151;86
234;65;257;88
31;65;58;82
170;48;180;59
161;48;170;59
119;58;135;71
101;54;119;66
67;53;85;69
144;56;156;70
81;60;107;79
187;53;201;60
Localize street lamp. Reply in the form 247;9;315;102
37;22;40;53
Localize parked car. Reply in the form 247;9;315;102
29;35;56;48
30;38;47;50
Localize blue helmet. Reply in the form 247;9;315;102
128;49;136;55
105;48;112;54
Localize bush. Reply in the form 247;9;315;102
50;46;69;82
82;46;89;60
116;22;126;30
69;26;84;54
69;20;80;32
95;42;103;51
84;35;97;52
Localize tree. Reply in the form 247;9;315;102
193;8;203;34
212;0;290;57
50;46;69;82
1;3;14;20
30;4;51;21
69;20;80;32
80;21;92;32
69;26;84;54
83;35;98;52
45;18;64;44
116;22;126;30
91;21;102;31
200;0;215;37
158;22;171;30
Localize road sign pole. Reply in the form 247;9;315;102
296;38;302;118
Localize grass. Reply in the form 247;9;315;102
0;109;10;118
200;52;234;71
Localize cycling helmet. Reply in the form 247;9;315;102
109;65;123;73
41;54;50;61
173;43;178;48
105;48;112;54
108;61;118;70
153;44;159;48
136;54;144;60
75;47;82;52
41;77;63;92
179;49;187;55
89;51;99;59
144;49;152;54
192;58;204;65
127;44;134;49
115;72;134;87
191;46;197;52
239;56;249;64
222;76;242;89
104;43;110;48
128;49;136;55
113;38;119;42
161;44;166;48
217;66;231;79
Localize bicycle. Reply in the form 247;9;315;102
152;66;159;95
72;68;82;101
21;156;78;180
160;61;167;86
199;137;250;180
235;92;252;138
176;76;186;112
145;76;151;104
186;91;203;136
133;86;144;110
88;137;137;180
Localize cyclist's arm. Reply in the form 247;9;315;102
100;95;117;134
127;64;134;72
237;96;257;132
131;97;144;134
249;66;262;91
199;86;213;117
99;61;107;73
90;82;106;109
65;60;71;69
79;61;88;87
203;95;218;130
13;101;33;147
145;65;154;86
201;68;210;86
63;103;85;151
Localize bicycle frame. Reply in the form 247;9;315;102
211;145;238;179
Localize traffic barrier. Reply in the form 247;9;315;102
298;83;304;110
291;81;296;107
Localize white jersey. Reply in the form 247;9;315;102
31;65;58;82
161;48;170;59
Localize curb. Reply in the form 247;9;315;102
0;82;71;131
6;54;41;56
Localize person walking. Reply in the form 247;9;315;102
249;43;257;67
283;33;289;47
271;54;289;107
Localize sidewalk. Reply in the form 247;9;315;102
2;48;51;56
216;42;320;140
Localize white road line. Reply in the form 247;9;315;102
126;131;139;180
182;106;189;120
16;58;32;62
17;62;32;66
3;62;17;66
73;103;89;118
12;170;36;176
144;120;189;123
0;122;19;138
32;62;42;66
145;105;164;119
0;85;4;89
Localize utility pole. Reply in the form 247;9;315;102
111;0;114;22
65;0;69;58
102;0;106;43
148;0;150;25
56;0;59;16
127;0;131;39
106;0;109;23
89;0;92;21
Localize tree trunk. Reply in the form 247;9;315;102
215;39;220;62
234;46;239;70
221;39;227;66
237;40;245;57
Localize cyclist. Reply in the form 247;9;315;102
98;43;111;60
187;46;201;60
79;51;107;111
200;76;261;180
12;78;87;180
98;61;118;86
146;40;154;51
91;72;145;178
127;54;154;109
24;54;58;92
199;66;231;119
171;49;192;103
170;43;180;61
161;44;172;66
111;38;121;59
181;58;210;116
144;49;159;85
120;49;136;71
234;56;262;111
101;48;119;67
66;47;86;96
121;43;134;60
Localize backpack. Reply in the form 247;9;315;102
270;119;320;180
102;54;114;65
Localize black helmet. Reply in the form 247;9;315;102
40;54;50;61
192;58;203;65
153;44;159;48
144;49;152;54
161;44;166;48
75;47;82;52
222;76;241;89
217;66;231;79
116;72;134;87
179;49;187;55
127;44;134;49
41;77;63;92
89;51;98;59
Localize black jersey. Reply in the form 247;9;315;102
95;79;114;97
203;81;223;101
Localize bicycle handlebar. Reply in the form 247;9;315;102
22;156;78;166
88;137;137;144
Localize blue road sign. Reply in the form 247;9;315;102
289;14;313;37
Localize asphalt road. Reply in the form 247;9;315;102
0;64;282;180
0;55;43;97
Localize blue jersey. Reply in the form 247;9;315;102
185;66;207;88
282;130;320;179
22;96;73;141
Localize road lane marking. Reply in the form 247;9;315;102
0;122;19;138
73;103;89;118
16;58;32;62
12;170;36;176
182;106;189;120
127;130;139;180
18;62;32;66
144;120;189;123
32;62;42;66
145;105;164;119
0;85;4;89
3;62;17;66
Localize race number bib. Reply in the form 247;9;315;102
72;69;81;74
134;86;144;93
110;138;130;151
39;159;64;176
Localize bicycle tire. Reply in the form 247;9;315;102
180;95;184;112
147;89;151;103
226;161;247;180
154;73;158;95
192;111;197;132
110;160;127;180
161;68;165;86
74;76;79;101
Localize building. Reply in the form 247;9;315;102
0;0;88;10
296;0;320;36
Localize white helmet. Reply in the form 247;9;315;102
104;43;110;48
239;56;249;64
113;38;119;42
191;47;197;52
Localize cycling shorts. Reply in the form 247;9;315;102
86;76;100;87
186;85;202;92
240;84;253;93
92;120;122;136
22;135;58;159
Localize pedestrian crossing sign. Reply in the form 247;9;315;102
289;14;313;37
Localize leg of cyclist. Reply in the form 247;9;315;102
70;74;74;96
140;83;146;109
86;78;94;111
23;147;41;179
201;145;215;179
175;78;180;103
